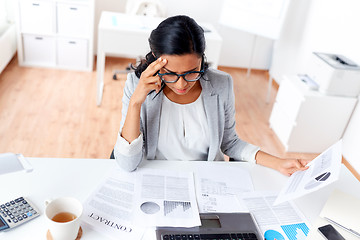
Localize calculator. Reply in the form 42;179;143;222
0;197;40;231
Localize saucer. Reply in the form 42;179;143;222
46;226;83;240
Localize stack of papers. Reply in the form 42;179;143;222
82;140;343;240
82;168;200;239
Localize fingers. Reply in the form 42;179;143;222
293;159;302;169
134;57;167;99
143;57;167;92
280;159;310;176
144;57;167;78
300;159;312;167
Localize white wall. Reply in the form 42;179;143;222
343;99;360;173
269;0;360;173
269;0;314;81
93;0;273;69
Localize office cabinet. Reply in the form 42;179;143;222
57;2;90;37
16;0;94;71
57;37;88;69
23;34;56;66
19;0;54;34
269;75;357;153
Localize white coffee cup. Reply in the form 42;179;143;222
44;197;83;240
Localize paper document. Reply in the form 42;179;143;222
194;163;253;213
238;192;310;240
274;140;342;205
82;169;145;240
82;167;200;240
0;153;32;175
133;168;200;227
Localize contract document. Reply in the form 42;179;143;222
194;163;253;213
82;169;145;240
238;192;310;240
82;167;200;240
274;140;342;206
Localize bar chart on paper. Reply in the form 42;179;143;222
164;201;192;217
281;223;309;240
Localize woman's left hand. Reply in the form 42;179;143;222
276;158;310;176
255;151;312;176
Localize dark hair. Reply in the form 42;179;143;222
132;15;209;78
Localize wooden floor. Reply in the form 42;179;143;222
0;55;317;160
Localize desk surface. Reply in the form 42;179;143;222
1;158;359;239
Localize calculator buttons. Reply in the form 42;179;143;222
0;197;40;231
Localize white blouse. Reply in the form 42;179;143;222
155;94;210;161
116;93;210;161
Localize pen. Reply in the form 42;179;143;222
324;217;360;238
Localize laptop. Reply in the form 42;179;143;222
156;212;262;240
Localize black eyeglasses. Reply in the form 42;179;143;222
157;69;204;83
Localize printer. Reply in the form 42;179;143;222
307;52;360;97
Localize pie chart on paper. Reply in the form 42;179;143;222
264;230;285;240
304;172;331;190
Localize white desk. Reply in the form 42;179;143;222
1;158;360;240
96;11;223;106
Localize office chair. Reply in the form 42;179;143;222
112;0;167;80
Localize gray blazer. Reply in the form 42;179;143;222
114;68;260;171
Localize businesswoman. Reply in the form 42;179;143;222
113;15;309;176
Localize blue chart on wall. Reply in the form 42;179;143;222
264;230;285;240
281;223;309;240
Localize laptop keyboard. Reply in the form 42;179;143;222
162;232;258;240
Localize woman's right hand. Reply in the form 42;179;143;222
131;57;167;105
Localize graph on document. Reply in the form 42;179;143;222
281;223;309;240
164;201;192;217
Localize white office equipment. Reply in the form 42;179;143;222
269;75;357;152
307;52;360;97
15;0;95;71
0;153;32;175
